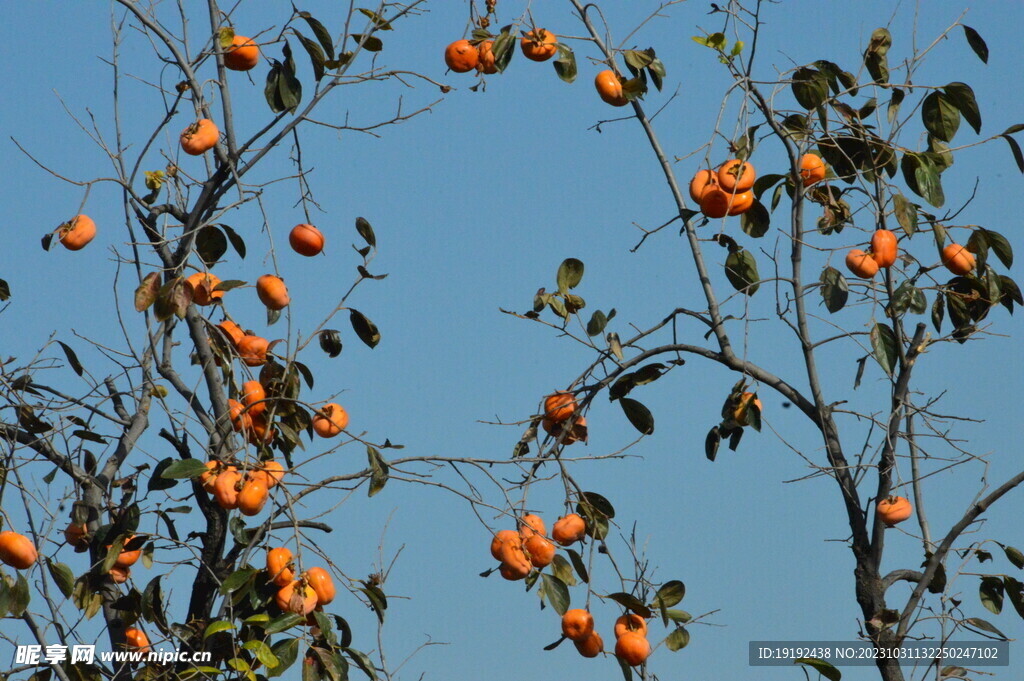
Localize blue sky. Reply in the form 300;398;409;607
2;1;1023;680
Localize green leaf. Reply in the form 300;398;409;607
298;12;335;59
47;560;75;598
870;323;898;376
922;92;961;142
566;548;589;583
962;25;988;64
352;34;383;52
819;267;848;313
345;648;377;680
267;638;300;678
57;341;84;377
265;613;304;634
219;567;257;595
349;309;381;348
540;574;570;615
244;640;279;669
1004;545;1024;569
491;30;515;73
549;555;577;587
360;582;387;623
964;617;1008;639
204;620;236;639
982;229;1013;268
552;46;577;83
355;216;376;249
652;580;685;608
892;192;917;237
607;592;652;619
980;576;1004;614
556;258;584;292
724;249;760;295
943;82;981;134
901;153;945;208
796;657;842;681
739;200;770;238
887;89;905;124
293;28;326;82
196;225;228;268
664;626;690;651
0;278;9;301
586;310;608;337
1002;134;1024;173
791;68;829;109
160;459;209;480
367;446;389;497
357;8;393;31
10;573;30;616
705;426;721;462
619;398;654;435
219;224;246;260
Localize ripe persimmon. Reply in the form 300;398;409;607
698;185;732;219
941;243;976;275
247;414;275;446
444;39;479;73
223;34;259;71
200;460;221;492
551;513;586;546
845;249;879;279
689;169;718;203
574;631;604;658
289;224;324;257
228;399;251;433
312;403;348;437
871;229;898;268
520;29;557;62
594;70;628;107
267;547;294;587
519;513;546;539
58;215;97;251
799;153;826;186
524;533;555;568
187;272;224;306
217;319;245;347
877;495;913;527
109;565;130;584
0;531;38;569
726;190;755;216
498;561;530;581
561;609;595;642
542;416;587;445
113;538;141;568
614;613;648;638
477;40;498;74
256;274;290;310
733;392;762;426
544;391;576;423
490;529;521;560
615;632;651;666
276;581;318;615
253;460;285;488
237;479;269;516
241;380;267;417
717;159;756;193
124;628;150;652
306;567;336;605
213;469;242;509
64;523;90;552
180;119;219;156
237;335;269;366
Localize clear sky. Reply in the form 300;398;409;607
1;1;1022;680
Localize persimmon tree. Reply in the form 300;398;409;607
2;2;1023;681
438;1;1022;681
